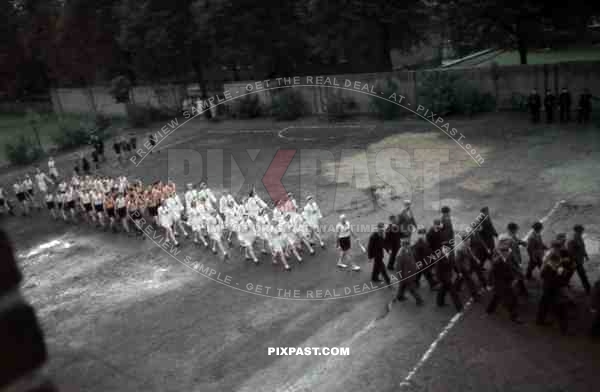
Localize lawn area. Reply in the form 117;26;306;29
489;47;600;66
0;112;126;163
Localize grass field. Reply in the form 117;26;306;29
0;112;126;163
486;47;600;66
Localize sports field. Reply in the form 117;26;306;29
3;112;600;392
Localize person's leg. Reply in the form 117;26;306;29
576;263;592;294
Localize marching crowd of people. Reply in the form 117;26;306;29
365;202;600;337
1;156;599;337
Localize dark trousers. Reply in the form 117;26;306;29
526;254;542;279
578;109;590;123
371;257;390;284
592;312;600;337
437;273;463;311
531;109;540;123
545;107;553;123
398;280;423;304
486;285;518;319
560;107;570;122
455;269;481;300
576;263;591;294
386;246;399;269
416;268;438;289
537;287;568;333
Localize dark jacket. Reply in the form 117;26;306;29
397;209;417;237
567;235;588;264
559;92;571;109
384;223;401;251
440;215;454;245
368;232;386;260
528;93;541;110
527;231;546;265
397;247;417;282
455;242;474;272
426;227;443;254
544;94;555;108
413;237;432;265
479;215;498;242
490;248;516;288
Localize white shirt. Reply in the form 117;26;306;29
35;172;51;188
336;221;351;238
13;183;22;194
45;193;54;202
80;192;91;204
48;159;55;169
116;195;127;208
23;178;33;190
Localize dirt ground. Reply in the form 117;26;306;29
2;111;600;392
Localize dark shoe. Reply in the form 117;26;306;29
396;296;407;301
511;316;524;324
536;320;552;326
371;279;383;283
387;265;395;271
416;299;424;306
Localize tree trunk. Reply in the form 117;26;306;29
380;23;393;71
518;40;528;65
192;61;211;119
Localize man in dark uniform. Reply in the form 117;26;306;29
415;227;439;290
469;228;492;278
396;238;424;306
478;206;497;261
454;231;483;302
385;215;401;270
559;87;571;123
526;221;547;280
577;88;592;124
486;234;523;323
544;89;555;123
397;200;417;244
506;222;528;297
440;206;456;272
368;222;390;285
566;224;591;294
436;245;462;312
536;239;569;334
528;88;541;123
591;279;600;337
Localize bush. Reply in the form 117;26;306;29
370;78;403;119
326;94;357;121
94;113;111;130
52;123;92;151
232;94;263;118
271;89;307;120
418;72;496;116
5;135;44;165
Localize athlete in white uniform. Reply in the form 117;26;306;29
335;214;360;271
269;220;291;271
115;193;129;233
206;210;228;258
302;195;325;247
166;192;188;238
197;182;217;210
45;192;57;220
158;203;178;246
48;157;59;179
22;175;39;209
13;180;29;216
79;189;94;223
63;186;77;221
281;213;302;263
255;209;272;254
188;200;208;247
35;168;54;196
292;212;315;255
238;213;259;263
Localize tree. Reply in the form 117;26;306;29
442;0;600;64
307;0;430;72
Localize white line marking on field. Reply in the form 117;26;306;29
399;299;473;388
281;319;376;392
278;124;366;141
399;199;565;389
